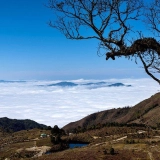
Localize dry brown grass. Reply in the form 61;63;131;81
1;127;160;160
36;143;149;160
0;129;51;160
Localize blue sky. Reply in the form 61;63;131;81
0;0;152;80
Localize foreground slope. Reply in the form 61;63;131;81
63;92;160;132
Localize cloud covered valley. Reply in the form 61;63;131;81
0;78;159;127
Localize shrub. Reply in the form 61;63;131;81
110;147;115;155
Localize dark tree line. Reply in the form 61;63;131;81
50;125;65;144
72;122;146;134
47;0;160;84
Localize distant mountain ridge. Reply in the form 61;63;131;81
63;92;160;132
48;82;78;87
0;117;47;132
0;80;132;88
0;80;26;83
47;81;132;88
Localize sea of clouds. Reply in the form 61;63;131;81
0;78;159;128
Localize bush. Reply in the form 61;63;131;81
110;147;115;155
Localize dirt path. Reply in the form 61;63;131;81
112;136;127;142
91;135;127;147
92;136;102;139
16;138;51;158
26;146;51;157
148;151;154;160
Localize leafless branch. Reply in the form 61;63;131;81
47;0;160;84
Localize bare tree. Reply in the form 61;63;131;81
47;0;160;84
142;0;160;83
145;0;160;37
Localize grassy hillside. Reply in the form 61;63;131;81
63;92;160;132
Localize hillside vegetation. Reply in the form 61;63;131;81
63;92;160;132
0;117;47;132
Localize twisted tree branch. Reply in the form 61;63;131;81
106;38;160;60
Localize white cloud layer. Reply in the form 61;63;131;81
0;78;159;128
